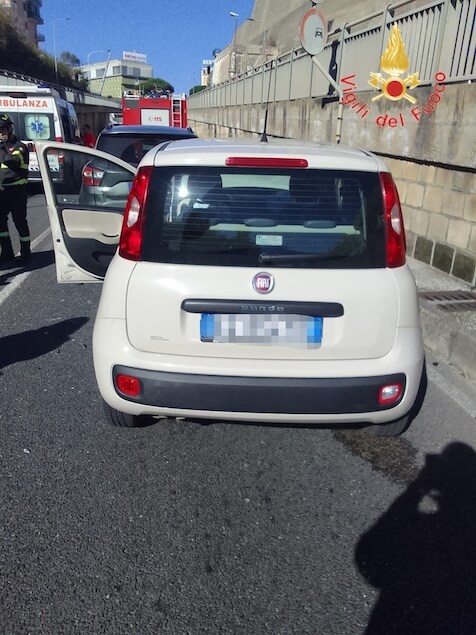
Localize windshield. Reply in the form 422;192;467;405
96;133;194;165
142;167;386;268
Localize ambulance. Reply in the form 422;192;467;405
0;84;81;182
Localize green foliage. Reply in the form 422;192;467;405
139;77;175;95
189;84;206;96
59;51;81;67
0;9;85;90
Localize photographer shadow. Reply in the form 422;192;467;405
356;442;476;634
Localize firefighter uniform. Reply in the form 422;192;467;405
0;113;30;265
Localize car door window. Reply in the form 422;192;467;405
43;147;135;209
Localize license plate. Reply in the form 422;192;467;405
200;313;322;344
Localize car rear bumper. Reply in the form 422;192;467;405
112;365;406;415
94;318;424;424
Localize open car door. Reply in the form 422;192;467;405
36;141;136;283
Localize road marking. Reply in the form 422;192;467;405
0;227;51;308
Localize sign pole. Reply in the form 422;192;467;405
299;7;344;144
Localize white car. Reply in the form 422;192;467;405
37;138;426;436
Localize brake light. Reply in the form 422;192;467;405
82;165;105;186
380;172;406;268
119;166;153;261
225;157;308;168
55;136;63;142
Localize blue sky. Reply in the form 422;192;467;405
40;0;255;94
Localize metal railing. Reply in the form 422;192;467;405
189;0;475;110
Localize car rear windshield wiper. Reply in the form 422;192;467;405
259;252;351;264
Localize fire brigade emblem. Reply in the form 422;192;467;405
368;24;420;103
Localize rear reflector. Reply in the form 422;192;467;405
116;374;141;397
378;383;403;405
225;157;308;168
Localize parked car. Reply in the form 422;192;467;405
80;124;197;207
95;124;197;165
36;138;426;436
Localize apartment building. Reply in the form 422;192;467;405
0;0;44;46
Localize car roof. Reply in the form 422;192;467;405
97;124;196;137
142;138;387;172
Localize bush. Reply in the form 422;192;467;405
0;9;85;90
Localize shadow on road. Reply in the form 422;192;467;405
356;442;476;634
0;317;88;370
0;250;55;287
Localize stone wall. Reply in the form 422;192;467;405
385;158;476;284
189;82;476;285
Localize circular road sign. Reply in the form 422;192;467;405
299;7;328;55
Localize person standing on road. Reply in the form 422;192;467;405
0;113;30;266
81;124;96;148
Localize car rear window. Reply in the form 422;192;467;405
96;134;193;166
141;167;386;268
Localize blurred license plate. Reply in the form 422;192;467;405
200;314;322;344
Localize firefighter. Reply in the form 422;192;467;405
0;113;30;265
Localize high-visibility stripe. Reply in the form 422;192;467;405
12;149;28;169
0;231;10;238
3;179;28;186
19;235;31;242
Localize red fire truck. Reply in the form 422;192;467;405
121;93;188;128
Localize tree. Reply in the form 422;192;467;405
189;85;206;96
59;51;81;67
0;8;85;90
139;77;174;95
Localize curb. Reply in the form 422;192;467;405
419;300;476;384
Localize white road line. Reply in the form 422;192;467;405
0;227;51;308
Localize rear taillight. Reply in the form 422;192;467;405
380;172;406;268
119;166;153;261
82;165;105;186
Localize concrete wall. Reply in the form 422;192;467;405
189;81;476;285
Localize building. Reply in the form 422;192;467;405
81;51;153;98
0;0;44;46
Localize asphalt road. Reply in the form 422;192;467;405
1;192;476;634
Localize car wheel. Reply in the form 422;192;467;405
102;400;154;428
369;360;428;438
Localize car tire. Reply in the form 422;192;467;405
102;400;154;428
369;360;428;438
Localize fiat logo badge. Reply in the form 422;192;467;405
252;272;274;294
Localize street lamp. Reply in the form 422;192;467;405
53;17;71;84
229;12;239;77
87;49;111;66
247;17;268;47
230;12;239;46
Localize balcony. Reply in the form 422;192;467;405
26;0;44;24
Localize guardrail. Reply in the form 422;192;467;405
189;0;475;110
